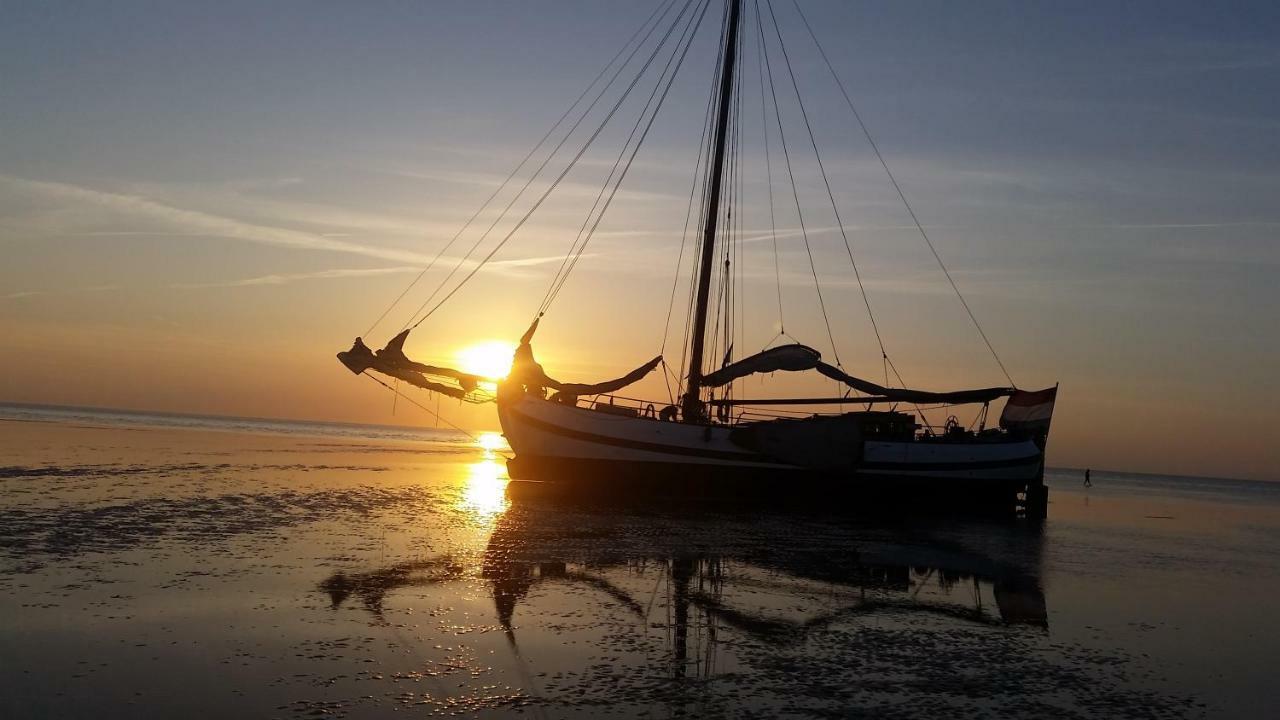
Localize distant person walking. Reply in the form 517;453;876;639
1084;468;1092;488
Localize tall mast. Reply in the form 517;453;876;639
682;0;742;423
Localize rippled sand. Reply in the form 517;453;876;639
2;418;1276;718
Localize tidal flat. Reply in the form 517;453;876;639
2;407;1277;718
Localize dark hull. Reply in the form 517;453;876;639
506;455;1041;519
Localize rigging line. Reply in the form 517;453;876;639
534;41;673;318
712;67;740;375
660;357;676;406
677;0;730;393
680;99;721;376
661;125;715;359
708;217;725;366
540;0;711;319
400;0;688;332
713;5;746;383
691;0;739;397
659;43;718;357
361;373;495;450
736;27;747;362
764;0;889;374
739;56;749;361
710;0;733;376
721;34;738;367
884;355;933;430
721;162;732;366
403;0;687;332
361;1;674;340
788;0;1016;387
706;127;732;371
538;0;711;318
721;223;734;372
754;10;785;339
409;0;699;329
737;20;747;368
734;56;746;387
754;0;841;367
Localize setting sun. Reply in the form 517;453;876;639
455;340;516;380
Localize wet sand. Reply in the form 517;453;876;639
2;412;1277;718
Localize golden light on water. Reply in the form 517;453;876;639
476;431;507;453
455;341;517;380
461;458;509;518
458;431;510;519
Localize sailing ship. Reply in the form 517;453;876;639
337;0;1057;518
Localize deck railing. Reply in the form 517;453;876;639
566;391;1008;440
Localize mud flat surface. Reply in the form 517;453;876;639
2;408;1277;718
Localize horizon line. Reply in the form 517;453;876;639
2;399;1273;486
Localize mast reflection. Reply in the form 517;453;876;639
481;499;1047;677
319;497;1047;680
319;556;464;622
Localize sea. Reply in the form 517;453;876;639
1;401;1277;718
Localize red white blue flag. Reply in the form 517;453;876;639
999;386;1057;432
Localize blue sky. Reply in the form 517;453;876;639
1;1;1278;479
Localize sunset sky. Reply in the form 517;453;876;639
2;1;1277;481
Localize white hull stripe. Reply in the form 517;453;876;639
505;406;761;462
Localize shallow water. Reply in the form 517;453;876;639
1;405;1277;718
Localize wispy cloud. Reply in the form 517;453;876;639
1;175;601;284
171;267;422;289
386;166;678;204
0;175;436;265
3;284;121;301
172;253;585;291
491;252;596;269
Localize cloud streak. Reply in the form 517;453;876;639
3;284;121;301
171;267;422;289
1;175;437;265
172;253;588;290
1;175;603;286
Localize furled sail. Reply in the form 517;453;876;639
549;356;663;398
813;362;1013;405
372;364;470;399
336;337;378;375
337;332;483;400
507;318;661;402
700;344;821;386
699;342;1013;405
375;330;483;391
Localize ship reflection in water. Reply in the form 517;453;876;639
322;489;1047;683
481;502;1048;681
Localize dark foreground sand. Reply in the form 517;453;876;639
2;418;1277;718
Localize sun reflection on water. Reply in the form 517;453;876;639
476;431;507;454
459;432;510;520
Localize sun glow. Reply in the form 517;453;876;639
455;340;516;380
476;431;507;453
460;459;509;518
455;431;511;521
